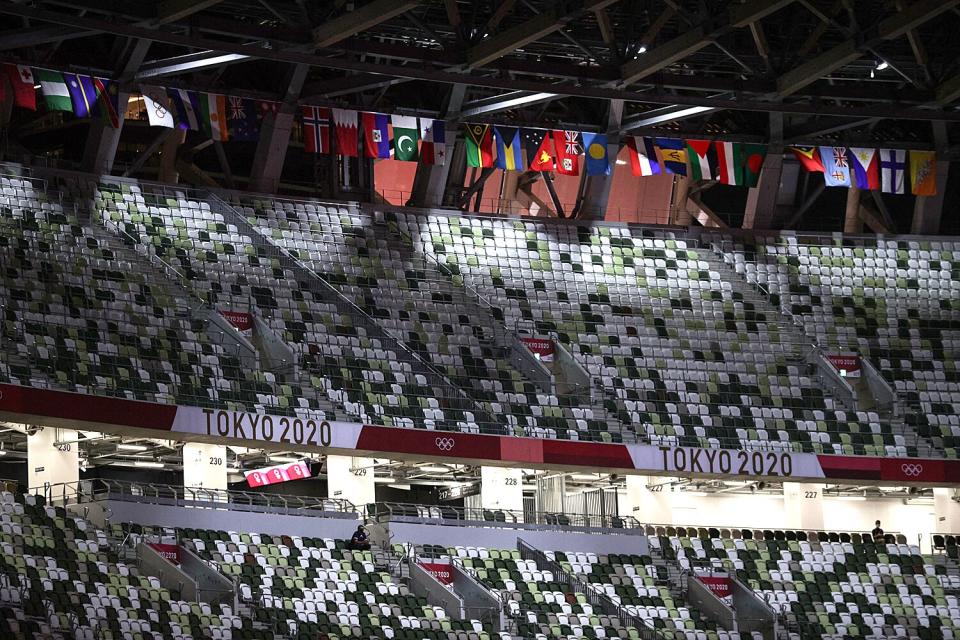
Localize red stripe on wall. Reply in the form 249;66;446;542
355;426;503;461
541;439;635;470
0;383;178;431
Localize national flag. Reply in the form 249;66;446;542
494;126;523;171
465;124;495;168
258;100;281;119
227;96;259;141
419;118;446;166
140;85;174;128
391;115;419;162
848;148;880;191
167;88;202;130
625;136;660;176
552;130;582;176
715;142;742;185
331;108;359;157
361;112;390;159
910;150;937;196
685;139;716;180
63;73;98;118
199;93;228;141
741;144;767;188
36;70;72;113
820;146;851;187
655;138;687;175
582;132;610;176
301;106;330;154
92;77;120;128
524;129;554;171
788;146;824;173
3;64;36;110
879;149;906;194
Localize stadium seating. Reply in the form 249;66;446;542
180;526;510;640
649;526;960;639
711;232;960;457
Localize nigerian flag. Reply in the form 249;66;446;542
36;69;72;112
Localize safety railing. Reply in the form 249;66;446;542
374;502;642;532
33;478;358;518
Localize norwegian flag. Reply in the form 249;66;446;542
301;106;331;154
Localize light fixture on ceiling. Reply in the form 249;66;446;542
268;456;300;464
876;61;889;71
133;460;165;469
117;443;148;451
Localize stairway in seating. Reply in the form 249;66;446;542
702;241;934;459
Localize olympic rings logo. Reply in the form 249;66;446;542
901;464;923;477
435;437;455;451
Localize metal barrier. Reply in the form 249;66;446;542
374;502;641;532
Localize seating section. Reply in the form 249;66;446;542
712;233;960;456
649;526;960;640
180;527;508;640
0;490;249;640
409;543;756;640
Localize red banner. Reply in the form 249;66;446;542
148;543;181;565
419;561;453;585
245;460;311;487
827;354;861;377
697;575;731;599
521;337;555;362
220;310;253;332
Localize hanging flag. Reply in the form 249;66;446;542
140;85;174;128
715;142;742;185
788;146;825;173
524;129;554;171
199;93;228;141
391;115;419;162
465;124;495;168
332;108;359;157
819;146;851;187
582;132;610;176
92;77;120;128
552;130;582;176
301;106;330;154
625;136;660;176
494;126;523;171
655;139;687;175
419;118;446;166
848;148;880;191
258;100;281;119
3;64;36;110
910;150;937;196
167;88;202;130
63;73;98;118
227;96;259;141
361;112;390;159
686;139;716;181
741;144;767;188
879;149;906;194
36;70;71;113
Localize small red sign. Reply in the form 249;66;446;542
419;561;453;585
697;575;731;599
827;354;861;378
220;310;253;332
245;460;311;488
149;543;181;565
521;337;555;362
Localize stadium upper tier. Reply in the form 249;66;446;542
0;167;954;456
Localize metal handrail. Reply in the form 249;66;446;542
374;502;641;531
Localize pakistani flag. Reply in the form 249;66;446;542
36;69;72;112
391;115;419;162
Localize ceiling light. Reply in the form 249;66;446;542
682;491;708;497
133;461;165;469
117;443;148;451
419;465;451;474
268;456;300;464
0;450;8;456
637;45;647;54
374;477;396;484
876;61;889;71
615;159;627;165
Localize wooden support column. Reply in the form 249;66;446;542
844;184;863;233
157;128;186;183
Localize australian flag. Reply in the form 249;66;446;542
227;96;259;141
